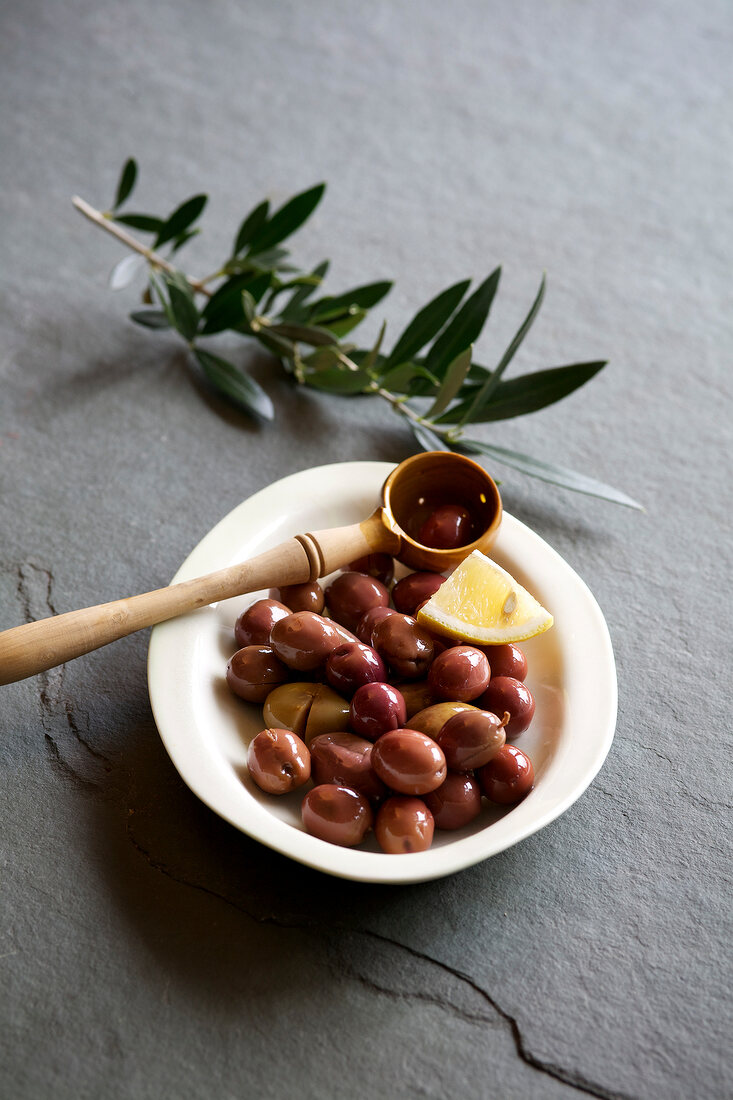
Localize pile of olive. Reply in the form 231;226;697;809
226;547;536;855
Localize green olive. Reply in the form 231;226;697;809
397;681;434;719
406;701;479;740
305;684;351;743
262;682;350;744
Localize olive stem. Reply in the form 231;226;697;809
71;196;212;297
372;385;453;437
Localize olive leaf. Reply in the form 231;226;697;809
193;348;274;420
246;183;325;256
113;158;137;210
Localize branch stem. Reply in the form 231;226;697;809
71;196;211;297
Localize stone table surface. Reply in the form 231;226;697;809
1;2;731;1098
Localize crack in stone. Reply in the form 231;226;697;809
14;561;114;779
124;819;635;1100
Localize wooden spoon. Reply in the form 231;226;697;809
0;452;501;685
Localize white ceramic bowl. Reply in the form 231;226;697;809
148;461;617;884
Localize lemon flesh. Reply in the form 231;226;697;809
417;550;554;644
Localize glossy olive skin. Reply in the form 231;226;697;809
478;745;535;804
247;728;311;794
350;682;407;742
481;643;528;682
234;598;291;648
417;504;473;549
407;701;479;740
392;572;445;616
424;772;482;830
347;553;395;587
436;709;507;770
263;681;352;742
478;676;535;737
375;796;434;854
269;581;324;614
355;605;398;645
397;680;434;719
428;646;491;702
309;732;387;802
325;641;386;697
325;572;390;633
372;613;435;680
269;612;344;671
302;785;373;847
226;645;290;703
371;729;447;795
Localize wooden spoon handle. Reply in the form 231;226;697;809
0;511;400;686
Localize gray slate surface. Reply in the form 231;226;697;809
1;2;731;1098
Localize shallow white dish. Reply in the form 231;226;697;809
148;461;617;884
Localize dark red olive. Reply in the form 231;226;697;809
309;732;387;802
247;728;311;794
350;682;407;742
234;598;291;648
392;572;445;616
371;729;446;795
302;785;373;846
478;745;535;804
324;572;390;632
472;643;528;682
428;646;491;702
424;772;482;830
226;645;290;703
478;676;535;737
269;612;344;671
355;605;398;645
375;796;434;854
269;581;324;614
372;613;434;680
346;553;395;587
325;641;386;697
435;709;507;770
417;504;473;549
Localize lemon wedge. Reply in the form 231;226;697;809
417;550;554;644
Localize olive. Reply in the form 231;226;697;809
478;745;535;804
350;682;407;742
407;701;479;741
269;611;344;671
355;605;398;645
269;581;324;614
481;643;528;682
325;572;390;632
304;684;353;742
417;504;473;549
309;732;388;802
478;676;535;737
436;709;507;770
346;553;395;587
392;572;445;616
371;729;447;795
247;728;311;794
302;785;373;847
226;645;290;703
396;681;435;719
325;641;386;697
424;772;482;830
375;796;434;854
234;598;291;648
372;613;434;680
263;682;350;741
428;646;491;702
